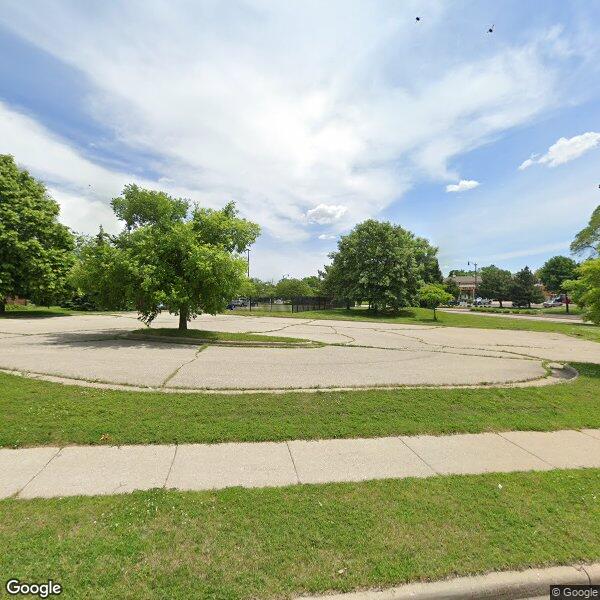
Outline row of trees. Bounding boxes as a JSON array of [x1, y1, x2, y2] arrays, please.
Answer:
[[243, 275, 323, 299], [447, 263, 569, 309], [445, 254, 583, 310], [2, 152, 600, 325]]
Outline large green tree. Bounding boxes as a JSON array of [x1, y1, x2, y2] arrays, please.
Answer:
[[0, 155, 75, 312], [537, 255, 578, 312], [510, 266, 544, 308], [571, 205, 600, 257], [564, 259, 600, 324], [477, 265, 512, 307], [323, 220, 428, 311], [537, 256, 578, 294], [73, 185, 260, 329]]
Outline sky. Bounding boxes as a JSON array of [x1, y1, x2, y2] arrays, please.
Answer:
[[1, 0, 599, 280]]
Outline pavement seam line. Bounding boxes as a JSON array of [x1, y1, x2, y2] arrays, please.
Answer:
[[398, 437, 440, 475], [496, 432, 556, 467], [331, 326, 355, 344], [164, 444, 179, 488], [285, 441, 301, 484], [15, 446, 63, 499], [578, 429, 600, 442], [160, 346, 206, 388]]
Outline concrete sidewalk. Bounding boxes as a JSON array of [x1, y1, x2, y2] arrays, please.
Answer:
[[297, 562, 600, 600], [2, 429, 600, 499]]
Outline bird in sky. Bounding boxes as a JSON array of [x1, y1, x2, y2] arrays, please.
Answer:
[[415, 16, 421, 22], [487, 24, 495, 33]]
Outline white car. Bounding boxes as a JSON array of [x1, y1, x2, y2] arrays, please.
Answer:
[[473, 297, 492, 307], [543, 297, 563, 308]]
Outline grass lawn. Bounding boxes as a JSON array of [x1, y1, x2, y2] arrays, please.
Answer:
[[470, 306, 583, 316], [1, 469, 599, 599], [1, 305, 75, 318], [133, 327, 309, 344], [2, 363, 599, 448], [233, 306, 600, 344]]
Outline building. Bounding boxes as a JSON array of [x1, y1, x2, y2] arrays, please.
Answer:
[[449, 275, 479, 300]]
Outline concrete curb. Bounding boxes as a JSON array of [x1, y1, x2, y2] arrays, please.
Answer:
[[296, 563, 600, 599]]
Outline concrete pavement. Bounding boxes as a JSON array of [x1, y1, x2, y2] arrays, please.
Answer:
[[3, 428, 600, 499], [1, 312, 598, 390]]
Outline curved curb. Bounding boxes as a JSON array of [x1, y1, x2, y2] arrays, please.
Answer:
[[0, 364, 576, 394], [296, 562, 600, 599]]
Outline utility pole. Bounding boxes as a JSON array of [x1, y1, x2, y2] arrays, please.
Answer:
[[247, 249, 251, 312], [468, 261, 478, 300]]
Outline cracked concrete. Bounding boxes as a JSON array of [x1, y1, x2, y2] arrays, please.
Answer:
[[0, 312, 597, 391]]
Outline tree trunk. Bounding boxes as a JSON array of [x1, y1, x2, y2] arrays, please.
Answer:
[[433, 307, 437, 321], [499, 300, 503, 308], [565, 295, 570, 314], [178, 306, 188, 331], [0, 298, 5, 314]]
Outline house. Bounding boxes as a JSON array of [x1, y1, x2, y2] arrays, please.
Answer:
[[448, 275, 479, 300]]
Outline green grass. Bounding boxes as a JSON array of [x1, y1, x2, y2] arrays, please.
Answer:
[[470, 306, 583, 316], [134, 327, 309, 344], [2, 363, 599, 448], [1, 469, 599, 599], [1, 305, 75, 318], [235, 306, 600, 343]]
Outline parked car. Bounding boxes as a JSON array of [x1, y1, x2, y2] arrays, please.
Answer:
[[473, 297, 492, 306], [543, 296, 563, 308]]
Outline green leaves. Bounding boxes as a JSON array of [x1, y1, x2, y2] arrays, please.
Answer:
[[0, 155, 75, 308], [509, 266, 544, 308], [537, 256, 578, 294], [323, 219, 436, 311], [419, 283, 453, 319], [111, 184, 189, 229], [76, 186, 260, 328], [477, 265, 512, 303], [570, 205, 600, 257], [564, 259, 600, 324]]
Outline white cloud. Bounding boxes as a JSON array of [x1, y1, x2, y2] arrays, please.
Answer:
[[445, 179, 480, 193], [306, 204, 348, 225], [518, 132, 600, 169], [318, 233, 337, 240], [0, 2, 579, 244]]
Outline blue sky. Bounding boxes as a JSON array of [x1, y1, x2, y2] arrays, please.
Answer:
[[1, 0, 599, 279]]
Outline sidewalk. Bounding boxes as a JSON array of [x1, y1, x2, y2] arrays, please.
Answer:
[[297, 563, 600, 600], [2, 429, 600, 500]]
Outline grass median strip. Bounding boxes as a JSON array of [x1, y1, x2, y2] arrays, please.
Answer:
[[1, 469, 599, 599], [130, 327, 311, 345], [234, 306, 600, 343], [2, 363, 600, 448]]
